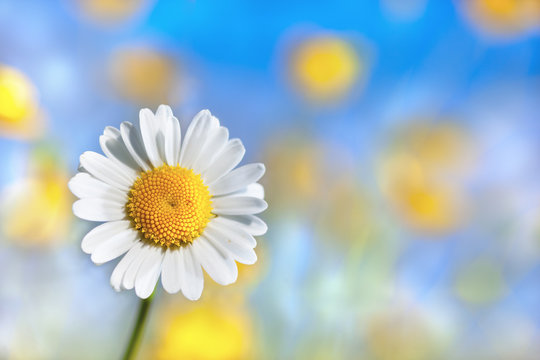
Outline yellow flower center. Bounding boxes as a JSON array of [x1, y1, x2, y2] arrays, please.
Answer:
[[127, 165, 213, 247]]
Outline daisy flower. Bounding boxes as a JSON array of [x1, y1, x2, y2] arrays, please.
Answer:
[[69, 105, 267, 300]]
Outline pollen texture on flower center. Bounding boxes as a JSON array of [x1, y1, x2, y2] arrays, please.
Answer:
[[127, 165, 213, 247]]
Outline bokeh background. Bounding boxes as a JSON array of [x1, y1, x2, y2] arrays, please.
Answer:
[[1, 0, 540, 359]]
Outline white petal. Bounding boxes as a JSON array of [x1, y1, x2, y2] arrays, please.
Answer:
[[161, 247, 183, 294], [209, 163, 265, 196], [120, 121, 151, 172], [229, 183, 265, 199], [191, 235, 237, 285], [212, 196, 267, 215], [111, 242, 144, 291], [79, 152, 134, 191], [164, 115, 182, 166], [202, 139, 245, 185], [135, 246, 164, 299], [91, 228, 139, 265], [215, 215, 267, 236], [208, 218, 257, 247], [180, 110, 219, 169], [155, 104, 173, 121], [122, 244, 153, 290], [205, 223, 257, 264], [99, 127, 141, 173], [81, 220, 132, 254], [68, 173, 127, 203], [180, 245, 204, 301], [73, 198, 125, 222], [191, 126, 229, 174], [139, 108, 164, 168], [103, 125, 120, 138]]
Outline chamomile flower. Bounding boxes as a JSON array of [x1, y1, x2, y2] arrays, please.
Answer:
[[69, 105, 267, 300]]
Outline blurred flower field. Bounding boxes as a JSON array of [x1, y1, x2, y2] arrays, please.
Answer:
[[1, 0, 540, 359]]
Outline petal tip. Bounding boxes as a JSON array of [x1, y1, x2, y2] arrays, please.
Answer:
[[67, 176, 79, 197], [183, 292, 202, 301], [72, 200, 83, 219], [259, 199, 268, 213], [135, 287, 153, 299], [139, 108, 155, 121]]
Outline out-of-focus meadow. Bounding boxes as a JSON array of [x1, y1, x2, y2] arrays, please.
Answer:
[[1, 0, 540, 359]]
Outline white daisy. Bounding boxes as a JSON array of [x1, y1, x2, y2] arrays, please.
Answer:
[[69, 105, 267, 300]]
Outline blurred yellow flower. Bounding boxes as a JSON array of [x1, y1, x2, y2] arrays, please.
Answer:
[[379, 121, 473, 234], [381, 154, 462, 233], [108, 47, 180, 107], [0, 146, 72, 246], [463, 0, 540, 36], [75, 0, 151, 25], [263, 135, 326, 214], [400, 122, 471, 171], [0, 65, 44, 139], [290, 35, 362, 102], [153, 303, 254, 360]]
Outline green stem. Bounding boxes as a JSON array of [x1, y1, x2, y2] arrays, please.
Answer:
[[121, 291, 155, 360]]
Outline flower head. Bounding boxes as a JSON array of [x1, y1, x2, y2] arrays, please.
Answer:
[[1, 145, 72, 246], [69, 106, 267, 299], [462, 0, 540, 37], [0, 65, 45, 139], [289, 34, 362, 102], [152, 302, 254, 360]]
